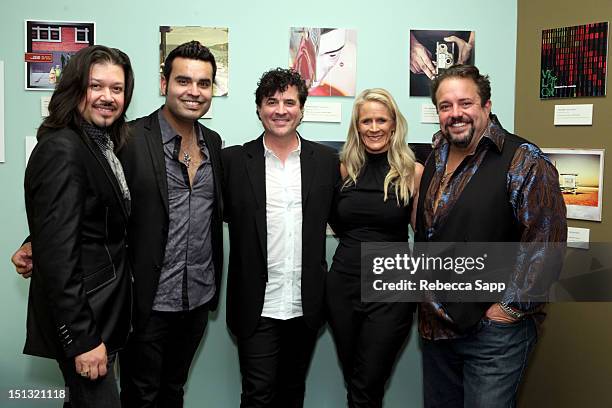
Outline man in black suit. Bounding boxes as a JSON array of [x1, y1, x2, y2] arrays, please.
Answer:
[[117, 41, 223, 408], [14, 41, 223, 408], [23, 45, 134, 407], [222, 68, 339, 407]]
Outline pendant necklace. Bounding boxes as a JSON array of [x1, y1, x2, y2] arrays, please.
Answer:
[[182, 151, 192, 168], [181, 128, 195, 168]]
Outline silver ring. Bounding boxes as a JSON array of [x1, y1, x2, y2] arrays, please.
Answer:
[[80, 371, 89, 377]]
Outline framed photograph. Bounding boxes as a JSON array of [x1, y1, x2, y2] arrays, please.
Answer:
[[409, 29, 475, 97], [160, 26, 229, 96], [25, 20, 95, 90], [289, 27, 357, 97], [542, 148, 605, 221], [540, 22, 608, 99]]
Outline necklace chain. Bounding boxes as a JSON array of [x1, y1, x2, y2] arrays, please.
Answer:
[[181, 128, 196, 168], [441, 163, 455, 185], [182, 151, 192, 168]]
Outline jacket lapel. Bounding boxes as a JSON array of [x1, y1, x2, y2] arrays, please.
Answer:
[[143, 111, 170, 217], [300, 137, 315, 207], [77, 129, 130, 222], [199, 122, 223, 213], [244, 136, 267, 260]]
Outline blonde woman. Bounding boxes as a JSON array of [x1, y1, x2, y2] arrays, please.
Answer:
[[327, 88, 423, 407]]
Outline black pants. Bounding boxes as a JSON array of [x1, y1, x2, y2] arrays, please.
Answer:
[[119, 303, 209, 408], [237, 316, 318, 408], [326, 270, 414, 408], [58, 353, 119, 408]]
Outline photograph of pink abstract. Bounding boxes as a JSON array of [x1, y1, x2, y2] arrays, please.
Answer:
[[289, 27, 357, 97]]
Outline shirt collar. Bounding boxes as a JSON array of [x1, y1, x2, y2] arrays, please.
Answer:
[[158, 107, 203, 146], [262, 133, 302, 158], [431, 113, 505, 154]]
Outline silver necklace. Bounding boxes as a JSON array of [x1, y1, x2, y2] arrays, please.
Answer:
[[182, 151, 192, 168], [181, 129, 196, 168]]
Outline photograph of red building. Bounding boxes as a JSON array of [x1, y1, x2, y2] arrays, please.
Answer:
[[25, 20, 95, 90]]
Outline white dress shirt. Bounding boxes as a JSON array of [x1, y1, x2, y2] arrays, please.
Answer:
[[261, 137, 303, 320]]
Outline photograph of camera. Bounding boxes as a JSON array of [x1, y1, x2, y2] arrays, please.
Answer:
[[409, 29, 475, 96], [435, 41, 455, 74]]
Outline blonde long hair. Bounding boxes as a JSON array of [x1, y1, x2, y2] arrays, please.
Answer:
[[340, 88, 416, 205]]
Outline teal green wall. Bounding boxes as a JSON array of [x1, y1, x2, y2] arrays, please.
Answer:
[[0, 1, 517, 406]]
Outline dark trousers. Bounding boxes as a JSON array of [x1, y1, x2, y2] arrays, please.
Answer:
[[422, 316, 538, 408], [237, 316, 318, 408], [119, 303, 209, 408], [326, 270, 414, 408], [58, 353, 119, 408]]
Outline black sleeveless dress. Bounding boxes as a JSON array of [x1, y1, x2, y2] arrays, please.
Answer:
[[330, 151, 411, 275], [326, 151, 415, 405]]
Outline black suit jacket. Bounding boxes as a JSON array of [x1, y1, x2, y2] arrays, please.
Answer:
[[119, 109, 224, 331], [222, 135, 339, 338], [24, 127, 132, 360]]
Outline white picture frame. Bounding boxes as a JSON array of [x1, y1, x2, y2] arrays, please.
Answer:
[[542, 148, 605, 222]]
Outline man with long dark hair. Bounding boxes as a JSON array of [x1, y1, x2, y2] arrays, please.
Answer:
[[23, 45, 134, 407], [15, 41, 224, 407]]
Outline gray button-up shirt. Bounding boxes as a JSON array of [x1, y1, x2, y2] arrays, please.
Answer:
[[152, 109, 215, 312]]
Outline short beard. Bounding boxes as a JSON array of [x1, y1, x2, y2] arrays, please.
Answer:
[[443, 125, 475, 148]]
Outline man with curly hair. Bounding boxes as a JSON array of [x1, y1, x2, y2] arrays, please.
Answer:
[[222, 68, 339, 407]]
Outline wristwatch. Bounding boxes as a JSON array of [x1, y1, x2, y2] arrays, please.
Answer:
[[499, 302, 524, 320]]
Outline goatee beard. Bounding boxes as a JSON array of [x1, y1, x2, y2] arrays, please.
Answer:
[[443, 125, 475, 148]]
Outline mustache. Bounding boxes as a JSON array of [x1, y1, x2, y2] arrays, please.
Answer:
[[446, 116, 473, 126], [93, 101, 116, 108]]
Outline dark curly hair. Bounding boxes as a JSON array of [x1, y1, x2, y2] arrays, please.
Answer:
[[430, 64, 491, 107], [255, 68, 308, 118]]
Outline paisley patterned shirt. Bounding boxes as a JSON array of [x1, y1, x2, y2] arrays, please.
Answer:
[[418, 114, 567, 340]]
